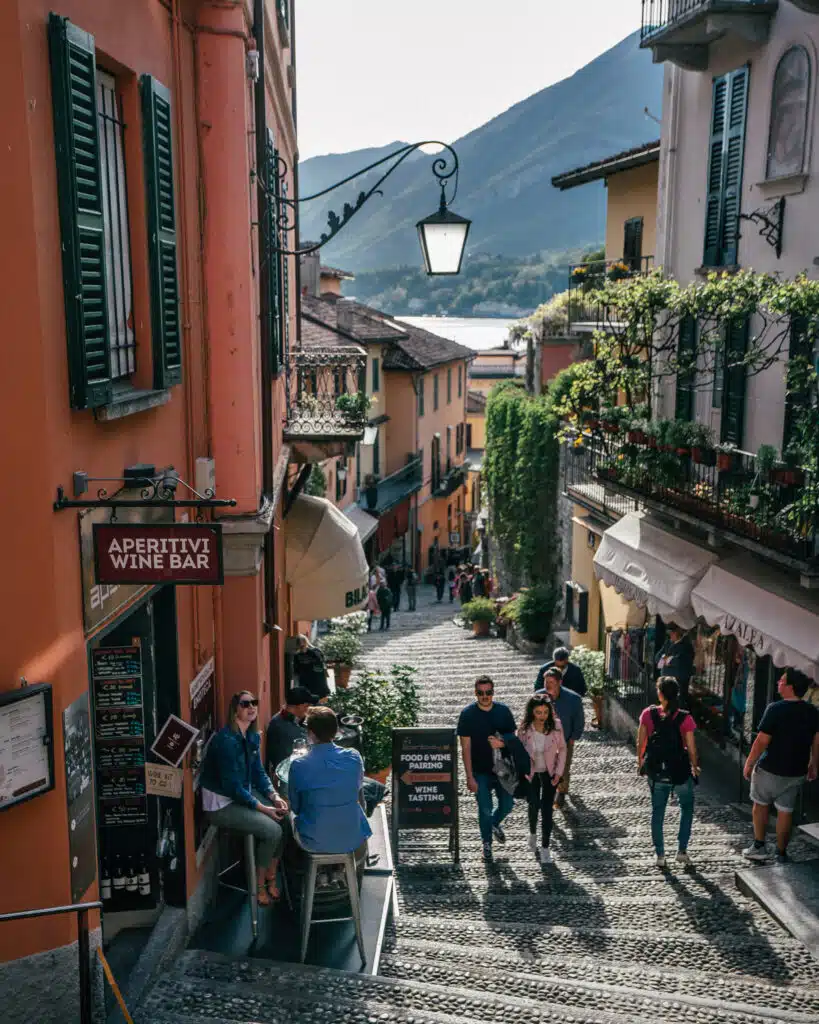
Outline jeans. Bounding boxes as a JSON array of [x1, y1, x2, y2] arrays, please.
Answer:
[[474, 772, 514, 843], [379, 609, 391, 630], [407, 587, 417, 610], [527, 772, 556, 847], [435, 582, 445, 602], [391, 587, 401, 611], [649, 777, 694, 856]]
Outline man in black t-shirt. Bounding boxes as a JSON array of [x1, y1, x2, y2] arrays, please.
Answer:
[[743, 670, 819, 863], [457, 675, 516, 861]]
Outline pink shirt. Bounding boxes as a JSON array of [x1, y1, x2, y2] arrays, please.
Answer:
[[639, 706, 696, 737], [518, 723, 567, 780]]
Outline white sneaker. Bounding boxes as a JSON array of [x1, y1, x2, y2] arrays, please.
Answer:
[[540, 847, 553, 865], [676, 851, 692, 867], [742, 842, 770, 862], [655, 855, 667, 868], [527, 834, 538, 854]]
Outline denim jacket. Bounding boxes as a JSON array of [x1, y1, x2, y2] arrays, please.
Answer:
[[199, 726, 273, 809]]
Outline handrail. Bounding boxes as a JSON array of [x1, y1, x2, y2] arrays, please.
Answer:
[[0, 900, 102, 1024], [0, 900, 102, 923]]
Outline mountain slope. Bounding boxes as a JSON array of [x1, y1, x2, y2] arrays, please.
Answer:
[[298, 31, 662, 272]]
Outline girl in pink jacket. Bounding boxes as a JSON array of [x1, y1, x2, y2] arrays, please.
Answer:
[[518, 694, 567, 864]]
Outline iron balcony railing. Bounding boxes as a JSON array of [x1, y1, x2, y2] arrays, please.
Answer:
[[285, 348, 368, 441], [566, 431, 818, 565], [640, 0, 771, 42], [434, 463, 467, 498], [360, 456, 423, 515], [567, 255, 653, 329]]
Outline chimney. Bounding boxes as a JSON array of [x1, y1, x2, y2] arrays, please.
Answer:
[[299, 246, 321, 297], [337, 299, 354, 333]]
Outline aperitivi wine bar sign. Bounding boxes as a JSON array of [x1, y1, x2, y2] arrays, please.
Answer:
[[93, 523, 224, 586]]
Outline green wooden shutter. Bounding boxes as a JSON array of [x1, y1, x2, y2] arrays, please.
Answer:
[[141, 75, 181, 389], [48, 14, 112, 410], [704, 67, 749, 267], [720, 317, 748, 446], [623, 217, 644, 268], [675, 315, 696, 421]]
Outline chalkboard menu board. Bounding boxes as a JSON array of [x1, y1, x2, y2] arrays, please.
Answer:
[[391, 728, 458, 862], [93, 646, 148, 828]]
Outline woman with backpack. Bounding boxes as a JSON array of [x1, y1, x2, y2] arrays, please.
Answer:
[[637, 676, 700, 869]]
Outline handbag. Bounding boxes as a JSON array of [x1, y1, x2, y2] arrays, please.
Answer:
[[492, 741, 519, 795]]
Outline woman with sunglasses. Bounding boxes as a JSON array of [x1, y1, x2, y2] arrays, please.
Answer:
[[200, 691, 289, 904], [518, 694, 566, 864]]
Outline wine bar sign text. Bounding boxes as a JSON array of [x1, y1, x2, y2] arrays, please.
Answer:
[[94, 523, 224, 586]]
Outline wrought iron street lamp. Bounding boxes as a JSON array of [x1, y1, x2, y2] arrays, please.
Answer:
[[269, 141, 471, 276]]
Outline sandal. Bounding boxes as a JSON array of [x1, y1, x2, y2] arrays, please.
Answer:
[[256, 881, 279, 906]]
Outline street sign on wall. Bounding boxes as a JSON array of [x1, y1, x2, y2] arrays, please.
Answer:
[[391, 727, 458, 862], [93, 523, 223, 586]]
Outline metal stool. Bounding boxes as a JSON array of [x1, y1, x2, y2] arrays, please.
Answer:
[[292, 824, 365, 966], [217, 830, 259, 939]]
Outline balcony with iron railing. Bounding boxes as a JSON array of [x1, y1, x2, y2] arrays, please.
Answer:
[[284, 348, 368, 444], [567, 256, 653, 331], [433, 462, 467, 499], [564, 428, 818, 568], [640, 0, 779, 69]]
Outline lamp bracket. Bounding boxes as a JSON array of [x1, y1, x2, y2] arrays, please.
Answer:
[[54, 469, 237, 515], [739, 195, 785, 258], [263, 141, 460, 257]]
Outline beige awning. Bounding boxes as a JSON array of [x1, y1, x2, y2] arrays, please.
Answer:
[[593, 511, 718, 629], [285, 494, 369, 620], [691, 555, 819, 683], [343, 503, 378, 544]]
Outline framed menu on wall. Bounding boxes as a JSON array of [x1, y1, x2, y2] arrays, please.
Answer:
[[0, 684, 54, 813]]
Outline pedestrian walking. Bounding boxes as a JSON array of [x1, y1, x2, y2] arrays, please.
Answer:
[[293, 634, 330, 701], [637, 676, 699, 869], [535, 646, 587, 698], [458, 569, 473, 606], [457, 675, 517, 861], [390, 564, 405, 612], [535, 667, 584, 809], [434, 567, 446, 603], [405, 568, 418, 611], [366, 586, 379, 632], [472, 571, 486, 598], [377, 583, 392, 631], [742, 669, 819, 864], [518, 694, 566, 864], [655, 623, 695, 707], [447, 568, 456, 603]]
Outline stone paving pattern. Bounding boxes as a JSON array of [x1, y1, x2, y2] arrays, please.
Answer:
[[140, 589, 819, 1023]]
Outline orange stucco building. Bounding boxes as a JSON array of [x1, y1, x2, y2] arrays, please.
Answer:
[[0, 1, 369, 1014]]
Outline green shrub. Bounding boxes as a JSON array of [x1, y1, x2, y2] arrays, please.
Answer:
[[461, 597, 496, 624], [318, 628, 362, 667], [328, 665, 420, 773], [570, 645, 606, 695], [516, 584, 558, 643]]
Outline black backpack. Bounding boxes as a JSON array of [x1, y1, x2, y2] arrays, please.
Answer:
[[643, 707, 690, 786]]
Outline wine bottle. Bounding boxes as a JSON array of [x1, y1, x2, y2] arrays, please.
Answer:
[[125, 857, 138, 893], [138, 857, 151, 897], [100, 858, 112, 902], [113, 855, 126, 893]]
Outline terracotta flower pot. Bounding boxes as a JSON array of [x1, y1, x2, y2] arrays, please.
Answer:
[[717, 453, 735, 472], [771, 467, 805, 487], [333, 664, 352, 689], [692, 447, 716, 467], [365, 767, 391, 785], [627, 430, 647, 444], [472, 620, 491, 637]]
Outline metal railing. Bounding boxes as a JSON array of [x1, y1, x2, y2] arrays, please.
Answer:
[[567, 255, 653, 328], [360, 456, 423, 514], [285, 348, 368, 439], [434, 463, 467, 498], [641, 0, 768, 41], [566, 431, 818, 564], [0, 901, 102, 1024]]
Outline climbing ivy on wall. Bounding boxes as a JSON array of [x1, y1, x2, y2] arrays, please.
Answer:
[[484, 381, 561, 591]]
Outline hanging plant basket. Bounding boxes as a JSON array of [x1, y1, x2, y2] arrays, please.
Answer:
[[717, 452, 736, 472], [602, 422, 620, 434], [692, 447, 716, 467], [627, 430, 647, 444], [771, 467, 805, 487]]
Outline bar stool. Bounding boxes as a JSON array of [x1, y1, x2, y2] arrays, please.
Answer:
[[216, 830, 259, 939], [291, 823, 365, 966]]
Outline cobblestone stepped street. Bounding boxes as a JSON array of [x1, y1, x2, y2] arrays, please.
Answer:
[[140, 589, 819, 1023]]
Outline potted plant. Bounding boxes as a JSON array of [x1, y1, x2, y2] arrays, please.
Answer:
[[569, 646, 606, 727], [494, 595, 519, 640], [691, 423, 716, 466], [461, 597, 496, 637], [717, 442, 738, 473], [328, 665, 420, 782], [607, 260, 632, 282], [335, 391, 371, 421], [627, 417, 649, 445], [317, 628, 362, 689], [773, 445, 806, 487]]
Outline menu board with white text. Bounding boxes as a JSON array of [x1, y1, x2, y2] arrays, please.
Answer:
[[0, 685, 54, 812]]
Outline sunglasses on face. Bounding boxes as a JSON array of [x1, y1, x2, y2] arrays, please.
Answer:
[[238, 699, 259, 708], [476, 689, 493, 697]]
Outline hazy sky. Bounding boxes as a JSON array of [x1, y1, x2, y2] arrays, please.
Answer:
[[295, 1, 640, 160]]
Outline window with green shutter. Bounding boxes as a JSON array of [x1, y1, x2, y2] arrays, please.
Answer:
[[675, 315, 697, 421], [623, 217, 644, 269], [261, 129, 282, 375], [372, 357, 380, 393], [141, 75, 182, 389], [704, 66, 749, 268], [720, 317, 748, 446], [48, 14, 112, 409], [418, 376, 425, 417], [433, 373, 439, 411]]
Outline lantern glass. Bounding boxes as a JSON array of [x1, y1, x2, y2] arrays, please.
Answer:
[[416, 207, 470, 275]]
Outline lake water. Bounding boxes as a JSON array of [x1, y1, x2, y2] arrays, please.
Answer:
[[399, 316, 517, 353]]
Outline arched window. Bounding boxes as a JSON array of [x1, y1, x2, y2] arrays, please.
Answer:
[[766, 46, 811, 180]]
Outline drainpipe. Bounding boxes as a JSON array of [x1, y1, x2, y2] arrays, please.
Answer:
[[253, 0, 277, 650]]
